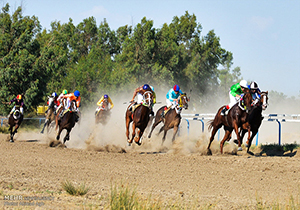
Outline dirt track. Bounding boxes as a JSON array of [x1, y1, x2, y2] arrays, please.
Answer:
[[0, 129, 300, 209]]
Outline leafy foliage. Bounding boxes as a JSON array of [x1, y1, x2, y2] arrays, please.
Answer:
[[2, 4, 282, 115]]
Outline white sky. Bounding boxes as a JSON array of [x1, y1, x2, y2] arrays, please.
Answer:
[[3, 0, 300, 97]]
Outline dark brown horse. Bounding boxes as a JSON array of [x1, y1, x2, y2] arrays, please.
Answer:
[[95, 100, 110, 125], [41, 98, 56, 134], [8, 106, 23, 142], [238, 91, 269, 153], [148, 93, 189, 145], [207, 91, 253, 154], [56, 101, 77, 144], [125, 91, 153, 146]]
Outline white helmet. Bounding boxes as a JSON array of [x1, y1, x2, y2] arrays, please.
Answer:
[[250, 81, 258, 90], [239, 80, 248, 88]]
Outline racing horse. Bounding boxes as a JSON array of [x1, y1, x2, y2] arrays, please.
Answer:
[[148, 93, 189, 145], [95, 100, 110, 125], [238, 91, 269, 153], [56, 101, 78, 144], [8, 106, 23, 142], [41, 97, 56, 134], [125, 91, 153, 146], [207, 91, 253, 154]]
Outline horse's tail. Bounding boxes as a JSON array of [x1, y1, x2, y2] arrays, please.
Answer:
[[207, 119, 215, 131]]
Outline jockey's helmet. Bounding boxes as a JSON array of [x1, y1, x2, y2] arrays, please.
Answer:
[[173, 85, 180, 92], [74, 90, 80, 97], [52, 92, 58, 98], [250, 81, 258, 90], [17, 94, 22, 100], [143, 84, 151, 91], [104, 94, 108, 99], [62, 89, 68, 95], [239, 80, 248, 89]]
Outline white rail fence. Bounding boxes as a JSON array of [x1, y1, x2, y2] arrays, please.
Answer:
[[181, 113, 300, 145]]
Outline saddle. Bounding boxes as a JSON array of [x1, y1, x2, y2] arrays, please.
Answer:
[[128, 103, 141, 113]]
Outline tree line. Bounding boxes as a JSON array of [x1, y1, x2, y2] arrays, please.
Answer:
[[1, 3, 297, 116]]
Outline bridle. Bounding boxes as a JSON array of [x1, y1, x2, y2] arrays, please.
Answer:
[[142, 91, 153, 108]]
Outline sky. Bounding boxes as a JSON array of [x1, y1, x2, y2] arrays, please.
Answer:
[[3, 0, 300, 97]]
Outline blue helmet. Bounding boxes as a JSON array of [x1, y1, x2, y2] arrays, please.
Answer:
[[143, 84, 150, 91], [52, 92, 58, 98], [104, 94, 108, 99], [74, 90, 80, 97]]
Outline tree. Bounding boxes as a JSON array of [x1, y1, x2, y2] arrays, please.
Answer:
[[0, 4, 43, 114]]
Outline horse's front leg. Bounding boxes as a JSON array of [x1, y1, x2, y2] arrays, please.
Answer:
[[41, 119, 48, 134], [130, 123, 136, 144], [9, 126, 14, 142], [233, 123, 242, 151], [63, 129, 71, 144], [148, 117, 162, 138], [125, 117, 132, 144], [135, 129, 143, 146], [56, 127, 63, 141]]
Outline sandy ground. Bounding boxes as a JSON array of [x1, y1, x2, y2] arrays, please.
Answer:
[[0, 126, 300, 209], [0, 98, 300, 209]]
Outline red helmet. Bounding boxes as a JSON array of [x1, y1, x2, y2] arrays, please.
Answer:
[[173, 85, 180, 92], [17, 94, 22, 100]]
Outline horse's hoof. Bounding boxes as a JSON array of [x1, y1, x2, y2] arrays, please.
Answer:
[[245, 143, 249, 148], [127, 143, 131, 146], [10, 139, 14, 143], [207, 149, 212, 155], [238, 147, 243, 151], [233, 139, 238, 145], [135, 141, 141, 146]]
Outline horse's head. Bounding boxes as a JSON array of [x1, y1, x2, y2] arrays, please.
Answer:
[[13, 109, 21, 119], [178, 93, 189, 110], [142, 91, 153, 108], [102, 100, 109, 111], [240, 92, 253, 113], [260, 91, 268, 110]]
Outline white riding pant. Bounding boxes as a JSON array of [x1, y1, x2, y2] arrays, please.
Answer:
[[228, 91, 240, 108], [64, 98, 79, 112], [166, 99, 176, 108], [137, 93, 143, 104]]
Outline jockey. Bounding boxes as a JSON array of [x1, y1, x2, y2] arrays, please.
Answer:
[[166, 84, 183, 109], [221, 79, 249, 116], [9, 94, 25, 115], [60, 90, 81, 121], [63, 90, 81, 111], [56, 89, 68, 113], [95, 94, 114, 114], [130, 84, 153, 104], [46, 92, 59, 114], [130, 84, 154, 115], [249, 81, 261, 104]]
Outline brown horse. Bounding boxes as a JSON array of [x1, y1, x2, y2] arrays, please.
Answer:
[[8, 106, 23, 142], [56, 101, 78, 144], [125, 91, 153, 146], [148, 93, 189, 145], [238, 91, 269, 153], [95, 100, 110, 125], [207, 91, 253, 154], [41, 98, 56, 134]]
